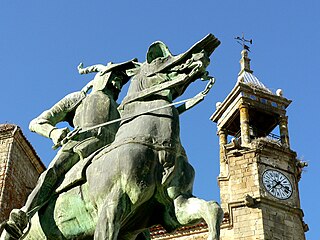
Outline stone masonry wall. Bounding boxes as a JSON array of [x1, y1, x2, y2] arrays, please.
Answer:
[[0, 124, 45, 222], [0, 135, 13, 221], [219, 141, 306, 240], [220, 206, 264, 240], [219, 150, 265, 240], [261, 205, 305, 240]]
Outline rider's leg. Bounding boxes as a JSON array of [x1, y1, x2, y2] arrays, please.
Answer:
[[4, 150, 79, 238], [23, 150, 79, 215]]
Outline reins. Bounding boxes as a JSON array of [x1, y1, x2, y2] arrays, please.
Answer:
[[54, 77, 215, 149]]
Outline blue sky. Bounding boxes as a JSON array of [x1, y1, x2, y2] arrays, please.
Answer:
[[1, 1, 319, 239]]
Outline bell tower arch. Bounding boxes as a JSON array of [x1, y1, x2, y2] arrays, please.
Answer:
[[211, 49, 308, 239]]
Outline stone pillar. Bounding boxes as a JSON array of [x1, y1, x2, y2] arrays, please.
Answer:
[[218, 128, 228, 176], [279, 115, 290, 148], [239, 104, 250, 145]]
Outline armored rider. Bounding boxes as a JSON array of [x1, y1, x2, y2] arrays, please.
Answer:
[[3, 59, 138, 239]]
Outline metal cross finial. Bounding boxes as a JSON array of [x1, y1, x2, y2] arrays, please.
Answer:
[[235, 33, 253, 51]]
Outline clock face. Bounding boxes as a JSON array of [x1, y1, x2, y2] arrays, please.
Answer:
[[262, 169, 293, 200]]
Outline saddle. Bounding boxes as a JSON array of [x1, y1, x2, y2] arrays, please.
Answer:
[[55, 145, 107, 194]]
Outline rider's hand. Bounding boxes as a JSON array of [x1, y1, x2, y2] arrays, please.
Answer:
[[77, 62, 84, 74], [50, 127, 70, 145]]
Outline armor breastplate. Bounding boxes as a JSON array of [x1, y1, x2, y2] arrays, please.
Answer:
[[73, 91, 120, 138]]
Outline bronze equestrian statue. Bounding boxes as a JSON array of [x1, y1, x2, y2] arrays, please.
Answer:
[[1, 34, 223, 240]]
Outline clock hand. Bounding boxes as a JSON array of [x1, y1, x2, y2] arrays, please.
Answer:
[[272, 181, 281, 189], [279, 183, 292, 192]]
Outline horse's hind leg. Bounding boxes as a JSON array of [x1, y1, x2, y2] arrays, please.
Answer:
[[94, 191, 129, 240], [94, 201, 121, 240], [173, 195, 223, 240], [135, 230, 151, 240]]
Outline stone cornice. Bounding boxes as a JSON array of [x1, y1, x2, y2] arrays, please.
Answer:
[[0, 123, 45, 174]]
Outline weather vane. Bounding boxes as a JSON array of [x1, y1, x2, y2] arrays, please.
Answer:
[[235, 33, 253, 51]]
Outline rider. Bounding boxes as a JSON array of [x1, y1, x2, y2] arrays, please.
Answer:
[[4, 59, 137, 239]]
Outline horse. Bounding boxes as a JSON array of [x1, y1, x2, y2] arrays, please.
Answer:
[[2, 34, 223, 240]]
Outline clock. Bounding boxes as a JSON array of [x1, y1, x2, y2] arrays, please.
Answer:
[[262, 169, 293, 200]]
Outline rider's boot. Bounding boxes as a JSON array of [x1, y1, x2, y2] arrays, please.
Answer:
[[3, 209, 28, 239]]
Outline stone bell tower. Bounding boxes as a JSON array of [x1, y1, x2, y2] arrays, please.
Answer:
[[210, 49, 308, 239]]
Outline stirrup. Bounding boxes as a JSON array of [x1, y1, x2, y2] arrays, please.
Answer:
[[4, 209, 28, 239]]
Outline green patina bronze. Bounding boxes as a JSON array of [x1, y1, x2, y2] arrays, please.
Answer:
[[1, 34, 223, 240]]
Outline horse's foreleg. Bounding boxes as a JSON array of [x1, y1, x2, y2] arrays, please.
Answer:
[[173, 195, 223, 240]]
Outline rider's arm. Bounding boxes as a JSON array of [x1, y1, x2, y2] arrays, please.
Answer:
[[78, 63, 106, 75], [29, 91, 85, 144], [29, 108, 69, 145]]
